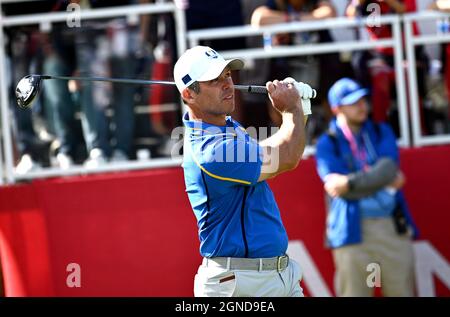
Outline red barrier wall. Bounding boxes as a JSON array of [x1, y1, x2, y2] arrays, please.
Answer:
[[0, 145, 449, 296]]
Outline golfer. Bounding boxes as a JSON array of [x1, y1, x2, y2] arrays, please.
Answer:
[[175, 46, 314, 297]]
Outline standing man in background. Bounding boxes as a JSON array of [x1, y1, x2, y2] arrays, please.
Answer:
[[315, 78, 418, 296], [175, 45, 314, 297]]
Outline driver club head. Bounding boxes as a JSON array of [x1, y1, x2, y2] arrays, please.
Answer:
[[16, 75, 43, 109]]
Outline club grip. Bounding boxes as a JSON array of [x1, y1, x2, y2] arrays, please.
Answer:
[[234, 85, 268, 94], [235, 84, 317, 99]]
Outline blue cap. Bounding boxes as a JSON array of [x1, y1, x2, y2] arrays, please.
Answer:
[[328, 78, 369, 109]]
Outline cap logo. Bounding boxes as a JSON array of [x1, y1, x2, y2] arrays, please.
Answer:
[[205, 49, 218, 59], [182, 74, 192, 85]]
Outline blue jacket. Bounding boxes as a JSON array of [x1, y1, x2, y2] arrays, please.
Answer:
[[315, 119, 419, 249]]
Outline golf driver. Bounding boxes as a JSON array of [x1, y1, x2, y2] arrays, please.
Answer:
[[15, 74, 317, 109]]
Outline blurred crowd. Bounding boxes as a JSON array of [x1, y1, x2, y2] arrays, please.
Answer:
[[3, 0, 179, 173], [1, 0, 450, 174]]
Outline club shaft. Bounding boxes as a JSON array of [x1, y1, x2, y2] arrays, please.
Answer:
[[43, 75, 267, 94], [42, 75, 176, 87], [42, 75, 316, 96]]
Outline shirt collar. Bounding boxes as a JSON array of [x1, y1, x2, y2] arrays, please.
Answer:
[[183, 112, 235, 134]]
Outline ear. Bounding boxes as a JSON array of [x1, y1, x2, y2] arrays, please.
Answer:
[[181, 88, 195, 104]]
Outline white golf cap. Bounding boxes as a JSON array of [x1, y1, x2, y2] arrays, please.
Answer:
[[173, 46, 244, 93]]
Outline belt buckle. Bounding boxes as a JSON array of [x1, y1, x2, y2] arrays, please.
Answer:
[[277, 256, 283, 272]]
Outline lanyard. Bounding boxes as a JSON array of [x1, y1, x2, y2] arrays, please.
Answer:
[[338, 119, 370, 171]]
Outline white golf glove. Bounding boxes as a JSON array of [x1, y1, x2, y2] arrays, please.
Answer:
[[283, 77, 314, 115]]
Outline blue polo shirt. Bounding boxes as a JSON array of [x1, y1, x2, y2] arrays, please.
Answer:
[[182, 113, 288, 258]]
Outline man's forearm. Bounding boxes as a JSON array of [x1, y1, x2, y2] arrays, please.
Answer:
[[282, 109, 306, 167], [311, 2, 336, 19], [341, 158, 398, 199], [251, 6, 286, 26], [432, 0, 450, 11], [260, 108, 306, 170], [346, 0, 367, 17]]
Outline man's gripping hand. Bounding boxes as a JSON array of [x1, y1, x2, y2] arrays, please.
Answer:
[[266, 80, 302, 114]]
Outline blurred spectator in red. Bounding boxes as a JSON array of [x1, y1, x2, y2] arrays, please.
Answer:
[[429, 0, 450, 123], [143, 0, 179, 138], [251, 0, 345, 144], [346, 0, 430, 135]]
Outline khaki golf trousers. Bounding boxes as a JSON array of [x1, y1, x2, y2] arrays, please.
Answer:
[[332, 218, 415, 297]]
